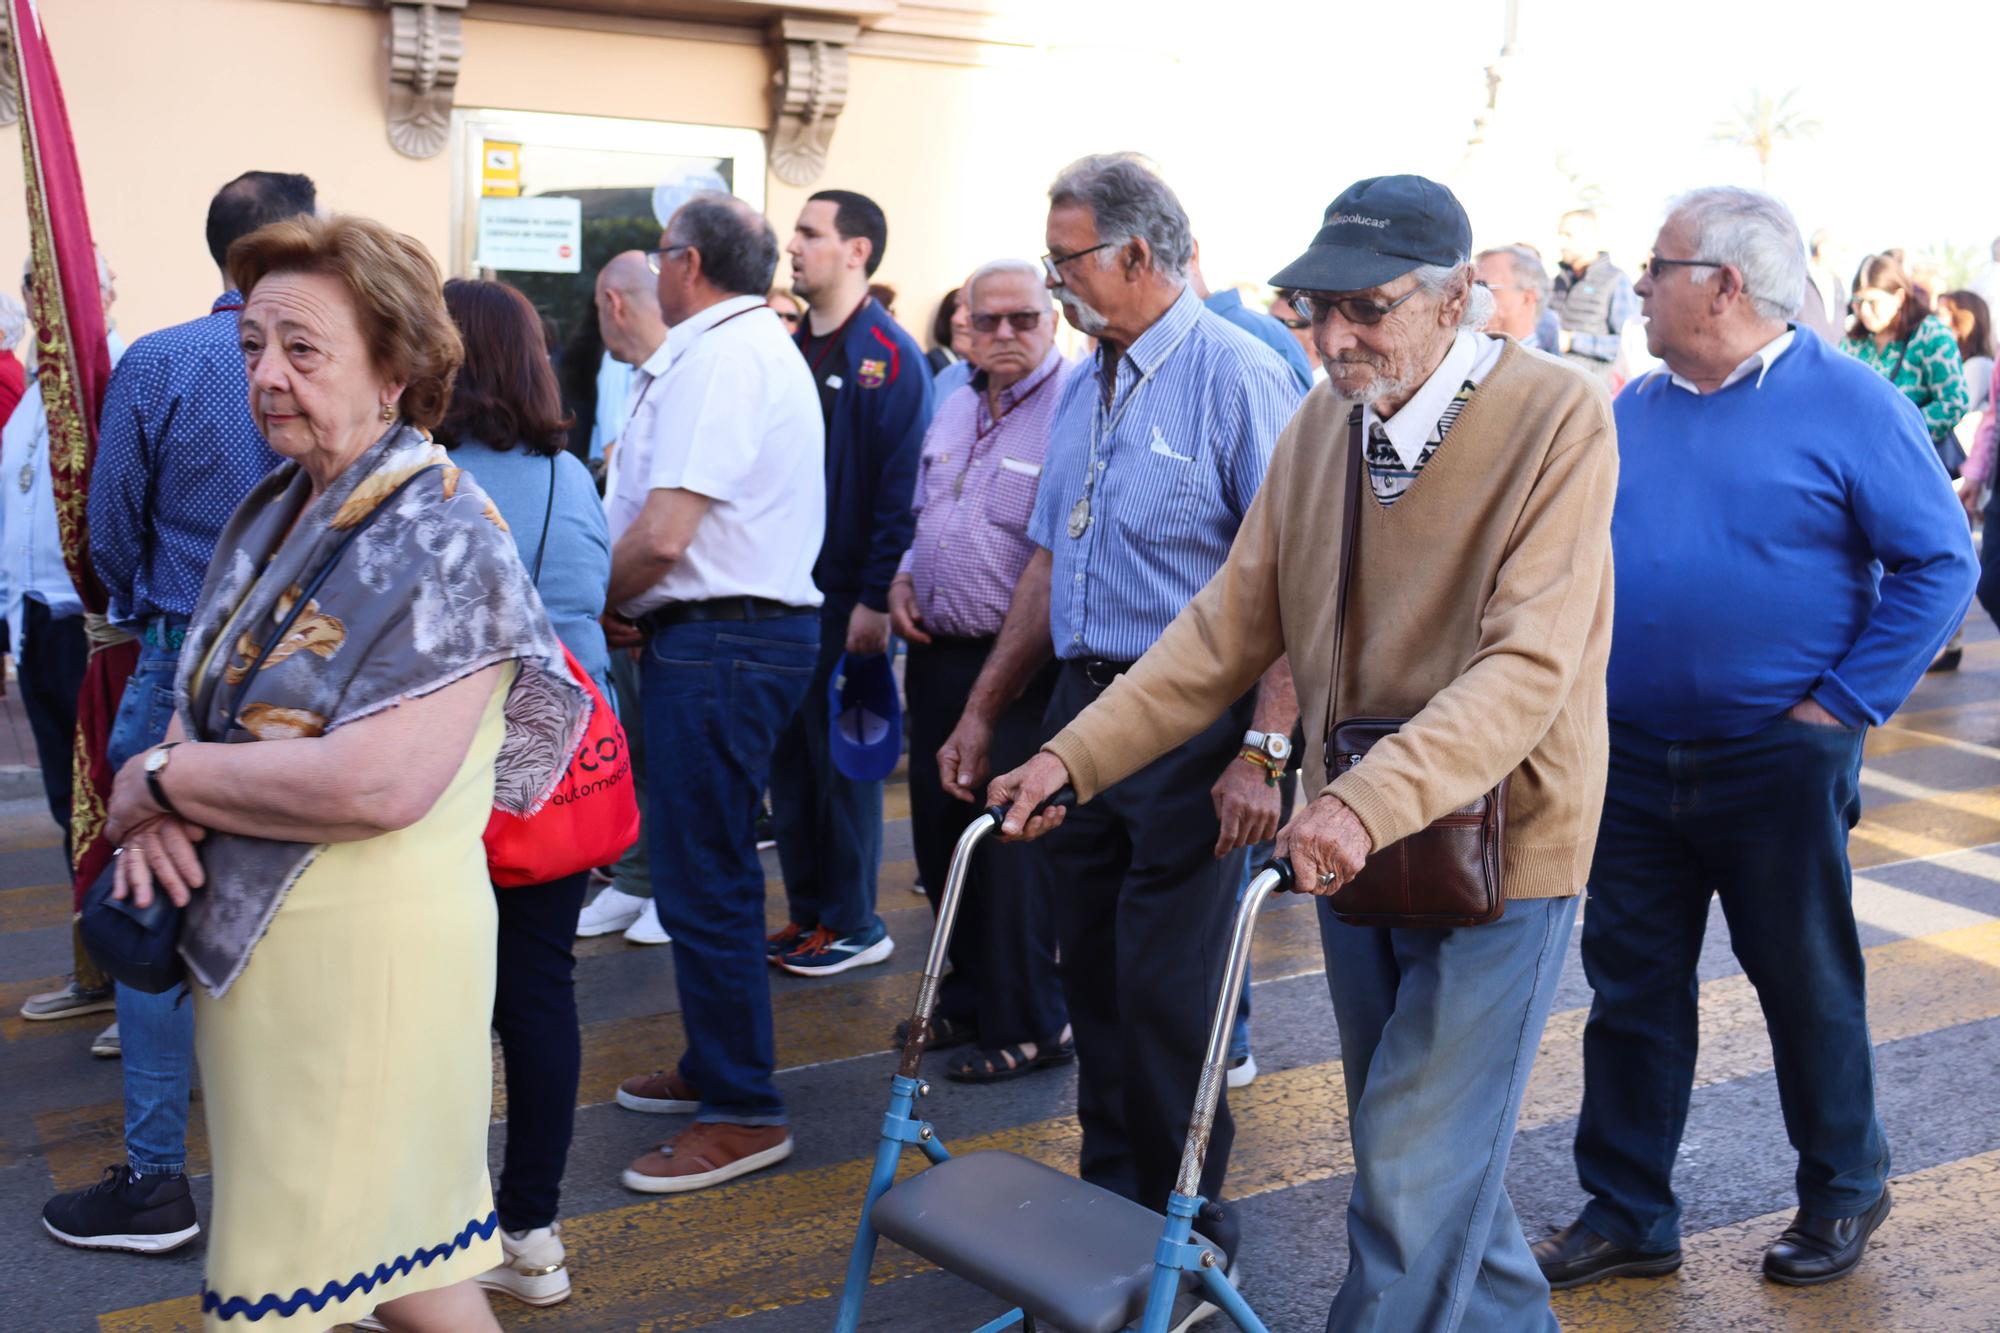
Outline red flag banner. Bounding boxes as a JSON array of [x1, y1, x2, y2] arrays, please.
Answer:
[[6, 0, 138, 905]]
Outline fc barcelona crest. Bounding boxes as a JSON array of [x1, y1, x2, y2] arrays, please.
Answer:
[[857, 358, 888, 389]]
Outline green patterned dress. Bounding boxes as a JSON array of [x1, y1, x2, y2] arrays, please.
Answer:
[[1842, 313, 1971, 463]]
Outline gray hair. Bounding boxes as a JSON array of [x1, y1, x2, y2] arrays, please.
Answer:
[[1477, 245, 1552, 310], [964, 258, 1051, 309], [1411, 262, 1493, 331], [20, 247, 114, 298], [1048, 153, 1193, 281], [1665, 186, 1807, 323], [667, 191, 778, 297], [0, 292, 25, 347]]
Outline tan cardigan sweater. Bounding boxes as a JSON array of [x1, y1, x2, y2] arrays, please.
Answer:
[[1043, 338, 1618, 900]]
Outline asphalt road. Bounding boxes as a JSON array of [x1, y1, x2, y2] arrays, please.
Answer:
[[6, 625, 2000, 1332]]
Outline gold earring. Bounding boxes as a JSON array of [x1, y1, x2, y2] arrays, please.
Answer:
[[381, 402, 395, 423]]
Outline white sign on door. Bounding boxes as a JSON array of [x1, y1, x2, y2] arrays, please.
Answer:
[[476, 196, 583, 274]]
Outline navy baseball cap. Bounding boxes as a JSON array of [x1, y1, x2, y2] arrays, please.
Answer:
[[1270, 175, 1473, 294], [828, 651, 903, 782]]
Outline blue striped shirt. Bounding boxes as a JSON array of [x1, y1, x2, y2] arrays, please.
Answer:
[[1029, 284, 1301, 660]]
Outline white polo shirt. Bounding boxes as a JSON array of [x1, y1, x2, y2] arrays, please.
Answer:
[[606, 294, 827, 617]]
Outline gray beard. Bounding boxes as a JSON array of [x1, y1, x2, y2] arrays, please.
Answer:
[[1325, 363, 1412, 407]]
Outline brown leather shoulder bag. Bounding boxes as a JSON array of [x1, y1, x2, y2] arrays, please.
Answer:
[[1321, 406, 1506, 928]]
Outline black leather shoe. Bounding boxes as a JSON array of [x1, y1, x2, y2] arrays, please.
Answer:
[[1762, 1188, 1891, 1286], [1531, 1219, 1683, 1289]]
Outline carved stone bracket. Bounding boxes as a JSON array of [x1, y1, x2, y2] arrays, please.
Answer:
[[768, 17, 857, 188], [0, 8, 17, 128], [386, 0, 466, 159]]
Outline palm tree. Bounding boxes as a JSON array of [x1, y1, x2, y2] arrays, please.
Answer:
[[1713, 89, 1819, 187]]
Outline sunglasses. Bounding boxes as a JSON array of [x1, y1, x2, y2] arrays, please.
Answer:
[[773, 309, 801, 325], [1288, 287, 1420, 328], [970, 310, 1045, 334]]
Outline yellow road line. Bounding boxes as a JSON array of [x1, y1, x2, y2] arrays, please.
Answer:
[[1553, 1147, 2000, 1331], [0, 880, 70, 935], [95, 920, 2000, 1332]]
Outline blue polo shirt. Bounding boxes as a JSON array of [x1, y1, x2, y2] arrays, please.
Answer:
[[1203, 288, 1313, 393]]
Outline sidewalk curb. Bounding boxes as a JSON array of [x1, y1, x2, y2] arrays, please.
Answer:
[[0, 764, 44, 801]]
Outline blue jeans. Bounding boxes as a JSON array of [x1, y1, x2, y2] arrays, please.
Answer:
[[1319, 895, 1577, 1332], [606, 648, 650, 899], [107, 625, 195, 1176], [1227, 840, 1274, 1065], [642, 615, 818, 1124], [1575, 717, 1887, 1252], [770, 598, 884, 937]]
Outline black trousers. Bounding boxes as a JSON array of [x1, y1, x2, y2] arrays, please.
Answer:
[[492, 870, 590, 1233], [17, 601, 88, 860], [1040, 662, 1253, 1255], [904, 636, 1066, 1048]]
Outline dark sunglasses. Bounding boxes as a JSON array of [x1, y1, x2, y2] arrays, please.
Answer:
[[970, 310, 1045, 334], [1288, 287, 1420, 328]]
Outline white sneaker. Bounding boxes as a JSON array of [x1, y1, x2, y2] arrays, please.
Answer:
[[476, 1223, 571, 1307], [576, 887, 647, 938], [1226, 1052, 1257, 1089], [91, 1022, 121, 1059], [622, 900, 671, 946]]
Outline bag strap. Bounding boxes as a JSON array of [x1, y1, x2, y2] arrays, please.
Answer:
[[224, 464, 442, 731], [531, 452, 556, 586], [1321, 406, 1366, 746]]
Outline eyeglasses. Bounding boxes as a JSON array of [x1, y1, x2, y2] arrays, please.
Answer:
[[644, 244, 692, 276], [1041, 242, 1114, 284], [1288, 287, 1420, 328], [970, 310, 1046, 334], [1274, 314, 1310, 330], [1475, 280, 1530, 293], [1642, 255, 1720, 280]]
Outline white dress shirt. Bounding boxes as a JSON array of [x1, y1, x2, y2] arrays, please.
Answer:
[[605, 294, 826, 616], [1644, 327, 1796, 396]]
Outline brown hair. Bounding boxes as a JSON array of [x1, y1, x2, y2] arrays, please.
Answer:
[[226, 214, 462, 428], [434, 279, 572, 457], [1848, 253, 1930, 344], [1939, 290, 1994, 363]]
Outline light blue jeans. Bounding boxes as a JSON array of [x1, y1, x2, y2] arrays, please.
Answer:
[[108, 627, 195, 1176], [1317, 894, 1578, 1332]]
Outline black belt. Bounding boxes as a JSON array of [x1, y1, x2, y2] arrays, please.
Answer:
[[635, 597, 810, 635], [1068, 657, 1136, 690]]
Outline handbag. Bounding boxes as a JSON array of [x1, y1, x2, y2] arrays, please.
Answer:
[[481, 455, 641, 887], [1321, 407, 1507, 928], [79, 463, 446, 992]]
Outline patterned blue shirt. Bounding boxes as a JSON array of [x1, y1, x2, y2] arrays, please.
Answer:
[[91, 292, 281, 627], [1029, 284, 1301, 660]]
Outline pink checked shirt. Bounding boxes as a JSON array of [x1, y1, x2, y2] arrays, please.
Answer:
[[898, 348, 1070, 638]]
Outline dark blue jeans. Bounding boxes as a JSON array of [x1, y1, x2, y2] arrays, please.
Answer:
[[770, 598, 884, 937], [493, 870, 589, 1232], [642, 614, 818, 1124], [16, 600, 88, 857], [1976, 485, 2000, 634], [1575, 716, 1889, 1253]]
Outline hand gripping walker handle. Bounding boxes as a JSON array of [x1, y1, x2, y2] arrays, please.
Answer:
[[984, 784, 1077, 829]]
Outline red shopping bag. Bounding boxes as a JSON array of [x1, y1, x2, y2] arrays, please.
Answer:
[[484, 644, 640, 888]]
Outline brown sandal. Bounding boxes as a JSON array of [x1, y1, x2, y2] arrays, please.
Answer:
[[946, 1034, 1076, 1084]]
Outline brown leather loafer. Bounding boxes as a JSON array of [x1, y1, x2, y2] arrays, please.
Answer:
[[1763, 1188, 1891, 1286], [1531, 1219, 1683, 1289], [616, 1068, 700, 1114], [622, 1121, 794, 1194]]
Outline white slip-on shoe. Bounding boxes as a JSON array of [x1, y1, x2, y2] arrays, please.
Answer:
[[622, 901, 671, 945], [1225, 1052, 1257, 1089], [476, 1222, 571, 1307], [575, 887, 648, 937]]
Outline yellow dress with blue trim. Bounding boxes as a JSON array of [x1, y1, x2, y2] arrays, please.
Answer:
[[193, 671, 509, 1328]]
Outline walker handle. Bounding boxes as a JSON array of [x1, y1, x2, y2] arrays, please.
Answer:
[[1258, 856, 1298, 893], [984, 785, 1076, 829]]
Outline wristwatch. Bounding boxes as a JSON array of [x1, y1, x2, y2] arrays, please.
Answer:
[[1242, 730, 1293, 765], [144, 743, 184, 819]]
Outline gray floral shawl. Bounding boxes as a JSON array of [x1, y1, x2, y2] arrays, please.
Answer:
[[174, 425, 589, 997]]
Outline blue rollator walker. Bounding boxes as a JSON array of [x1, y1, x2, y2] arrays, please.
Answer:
[[833, 789, 1293, 1332]]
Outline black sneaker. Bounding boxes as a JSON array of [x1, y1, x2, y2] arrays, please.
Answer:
[[43, 1165, 200, 1253]]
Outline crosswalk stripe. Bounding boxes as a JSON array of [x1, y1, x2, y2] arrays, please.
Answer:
[[1553, 1146, 2000, 1330], [93, 919, 2000, 1332], [1852, 876, 1997, 938], [0, 881, 69, 935]]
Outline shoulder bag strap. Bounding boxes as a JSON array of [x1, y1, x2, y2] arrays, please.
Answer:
[[531, 453, 556, 586], [224, 464, 442, 731], [1322, 406, 1366, 744]]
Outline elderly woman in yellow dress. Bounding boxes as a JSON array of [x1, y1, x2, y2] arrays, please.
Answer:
[[104, 215, 587, 1333]]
